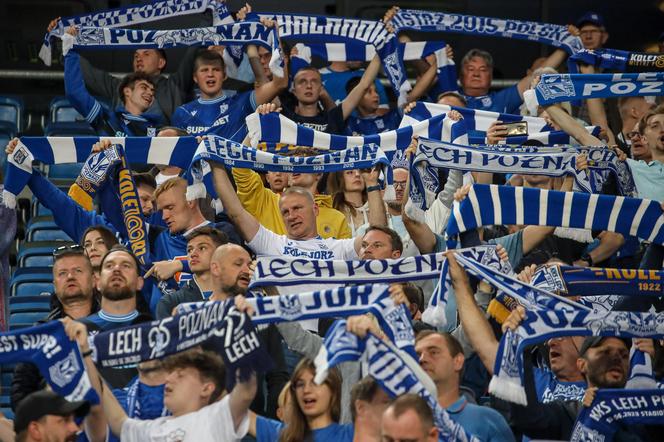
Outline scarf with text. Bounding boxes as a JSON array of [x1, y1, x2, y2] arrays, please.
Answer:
[[291, 40, 457, 94], [569, 48, 664, 73], [467, 126, 602, 146], [0, 321, 98, 405], [67, 144, 122, 211], [3, 136, 198, 209], [446, 184, 664, 248], [314, 321, 478, 442], [40, 0, 232, 65], [492, 307, 664, 405], [90, 301, 270, 389], [524, 73, 664, 115], [60, 21, 283, 78], [571, 388, 664, 442], [391, 9, 583, 54], [262, 13, 410, 104]]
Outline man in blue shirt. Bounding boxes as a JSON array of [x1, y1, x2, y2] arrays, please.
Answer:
[[171, 47, 287, 140], [415, 330, 515, 442]]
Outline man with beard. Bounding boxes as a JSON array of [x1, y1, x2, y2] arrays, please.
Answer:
[[501, 306, 657, 441], [155, 226, 228, 319], [206, 243, 289, 419], [12, 245, 99, 408], [79, 245, 152, 389], [13, 390, 90, 442]]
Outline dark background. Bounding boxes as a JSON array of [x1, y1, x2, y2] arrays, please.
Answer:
[[0, 0, 661, 132]]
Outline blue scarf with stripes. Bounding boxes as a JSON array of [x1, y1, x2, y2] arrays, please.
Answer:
[[40, 0, 232, 65], [446, 184, 664, 248], [314, 320, 478, 442], [569, 48, 664, 73], [390, 9, 583, 54]]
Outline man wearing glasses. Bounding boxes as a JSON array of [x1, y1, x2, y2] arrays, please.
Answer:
[[575, 12, 609, 51]]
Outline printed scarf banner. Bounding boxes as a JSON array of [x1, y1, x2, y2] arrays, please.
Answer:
[[61, 22, 283, 78], [524, 73, 664, 115], [314, 321, 478, 442], [0, 321, 99, 405], [625, 343, 658, 390], [571, 389, 664, 442], [491, 307, 664, 405], [530, 265, 664, 298], [68, 144, 123, 211], [421, 245, 514, 328], [569, 48, 664, 73], [390, 9, 584, 54], [467, 126, 602, 146], [3, 136, 198, 209], [40, 0, 233, 65], [246, 110, 468, 153], [261, 13, 411, 104], [446, 184, 664, 248]]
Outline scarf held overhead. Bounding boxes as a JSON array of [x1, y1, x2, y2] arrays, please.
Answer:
[[40, 0, 232, 65]]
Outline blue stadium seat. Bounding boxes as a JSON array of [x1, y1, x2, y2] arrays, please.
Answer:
[[17, 240, 75, 267], [47, 163, 84, 180], [14, 283, 53, 297], [8, 295, 51, 314], [44, 97, 95, 136], [26, 217, 72, 242], [10, 267, 54, 296], [9, 312, 47, 329], [0, 96, 23, 133]]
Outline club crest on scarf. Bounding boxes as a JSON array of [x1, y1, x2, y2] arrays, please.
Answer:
[[570, 424, 605, 442], [537, 74, 576, 101], [80, 144, 121, 186], [278, 294, 303, 320], [49, 350, 82, 388]]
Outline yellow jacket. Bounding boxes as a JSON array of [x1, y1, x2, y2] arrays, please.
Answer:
[[232, 168, 352, 239]]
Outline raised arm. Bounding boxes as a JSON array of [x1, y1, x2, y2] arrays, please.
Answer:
[[229, 372, 258, 432], [543, 104, 604, 146], [63, 31, 104, 126], [341, 55, 381, 120]]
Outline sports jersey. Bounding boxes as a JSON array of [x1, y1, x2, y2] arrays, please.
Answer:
[[534, 367, 586, 403], [121, 395, 248, 442], [65, 51, 163, 136], [171, 92, 257, 141], [255, 417, 354, 442], [461, 85, 522, 114], [347, 109, 401, 136], [281, 105, 346, 135]]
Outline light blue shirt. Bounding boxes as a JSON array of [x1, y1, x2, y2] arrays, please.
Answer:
[[447, 396, 516, 442], [626, 159, 664, 201]]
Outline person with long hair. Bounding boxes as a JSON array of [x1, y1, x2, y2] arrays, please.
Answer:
[[327, 169, 387, 237], [249, 358, 353, 442]]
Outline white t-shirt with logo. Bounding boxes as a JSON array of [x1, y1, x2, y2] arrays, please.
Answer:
[[121, 395, 248, 442], [248, 225, 358, 331]]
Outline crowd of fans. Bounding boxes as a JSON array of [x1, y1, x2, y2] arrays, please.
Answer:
[[0, 2, 663, 442]]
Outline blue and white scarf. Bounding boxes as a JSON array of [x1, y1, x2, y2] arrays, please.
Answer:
[[246, 109, 467, 153], [492, 307, 664, 405], [3, 136, 198, 209], [446, 184, 664, 248], [61, 22, 283, 78], [262, 13, 411, 104], [571, 388, 664, 442], [314, 321, 478, 442], [524, 73, 664, 114], [625, 342, 658, 390], [249, 252, 448, 288], [569, 48, 664, 73], [0, 321, 99, 405], [41, 0, 232, 65], [390, 9, 583, 54], [467, 127, 602, 146]]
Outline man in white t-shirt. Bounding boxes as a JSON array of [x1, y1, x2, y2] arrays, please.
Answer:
[[63, 318, 257, 442]]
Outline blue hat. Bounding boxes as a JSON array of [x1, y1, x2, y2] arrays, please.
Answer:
[[576, 12, 605, 28]]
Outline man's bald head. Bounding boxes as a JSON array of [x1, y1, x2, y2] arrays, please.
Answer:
[[210, 244, 253, 297]]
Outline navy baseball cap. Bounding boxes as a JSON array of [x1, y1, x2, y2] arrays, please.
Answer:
[[579, 336, 630, 356], [576, 12, 605, 28], [14, 390, 90, 434]]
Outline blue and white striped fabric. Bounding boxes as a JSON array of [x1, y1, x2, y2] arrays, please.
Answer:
[[568, 48, 664, 73], [390, 9, 583, 54], [41, 0, 232, 65], [467, 127, 601, 146], [524, 73, 664, 114], [625, 344, 658, 389], [446, 184, 664, 247], [3, 136, 197, 208], [262, 13, 411, 104], [246, 110, 468, 153]]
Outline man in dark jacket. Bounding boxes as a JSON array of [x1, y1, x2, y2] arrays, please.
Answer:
[[11, 246, 98, 408]]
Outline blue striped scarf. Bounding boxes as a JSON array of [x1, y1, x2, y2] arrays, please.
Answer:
[[446, 184, 664, 248], [391, 9, 583, 54], [0, 321, 99, 405], [2, 136, 198, 209], [314, 320, 478, 442], [261, 13, 411, 104], [41, 0, 232, 65], [524, 73, 664, 113], [569, 48, 664, 73], [571, 388, 664, 442]]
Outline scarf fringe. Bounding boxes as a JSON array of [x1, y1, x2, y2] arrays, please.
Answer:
[[488, 375, 528, 405]]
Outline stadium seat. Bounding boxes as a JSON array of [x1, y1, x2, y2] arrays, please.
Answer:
[[17, 240, 76, 267], [0, 96, 23, 133], [9, 312, 47, 329], [8, 295, 51, 314], [46, 162, 85, 180], [0, 121, 16, 174], [13, 282, 53, 297], [10, 267, 54, 296], [26, 216, 72, 242], [44, 97, 95, 136]]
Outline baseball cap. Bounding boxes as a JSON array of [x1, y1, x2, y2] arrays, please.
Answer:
[[14, 390, 90, 434], [576, 12, 605, 28], [579, 336, 630, 356]]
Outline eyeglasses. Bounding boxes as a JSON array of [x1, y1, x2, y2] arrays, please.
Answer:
[[579, 30, 602, 37], [393, 181, 408, 189], [53, 244, 84, 257], [626, 131, 642, 139]]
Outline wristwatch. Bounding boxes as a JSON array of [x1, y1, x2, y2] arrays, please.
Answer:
[[366, 184, 382, 193]]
